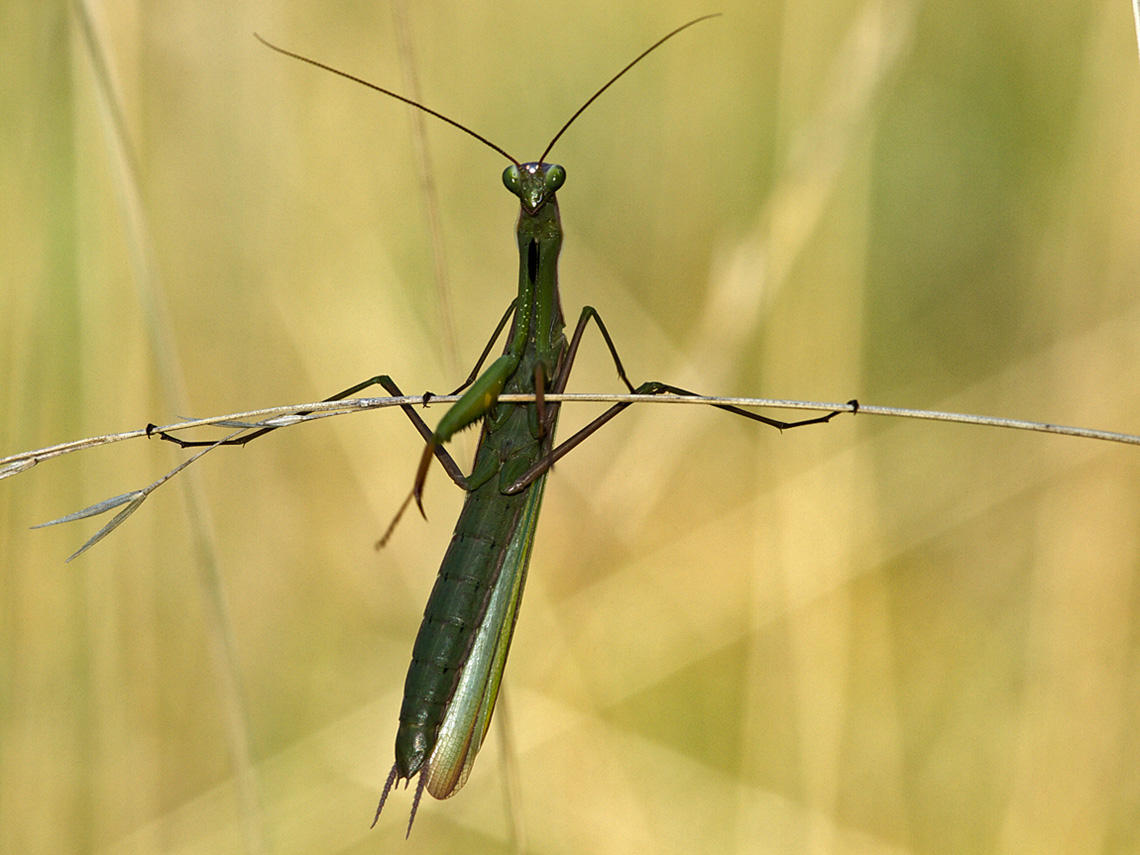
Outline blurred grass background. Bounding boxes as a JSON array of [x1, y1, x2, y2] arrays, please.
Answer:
[[2, 0, 1140, 853]]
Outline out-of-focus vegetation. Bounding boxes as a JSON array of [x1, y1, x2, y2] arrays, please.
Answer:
[[2, 1, 1138, 853]]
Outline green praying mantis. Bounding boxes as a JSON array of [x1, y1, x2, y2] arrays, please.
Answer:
[[110, 13, 844, 834], [224, 15, 843, 832]]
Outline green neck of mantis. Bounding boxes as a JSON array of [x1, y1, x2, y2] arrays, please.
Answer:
[[503, 162, 567, 385]]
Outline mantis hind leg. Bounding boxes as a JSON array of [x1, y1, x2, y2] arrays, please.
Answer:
[[146, 301, 522, 484], [147, 374, 471, 489], [146, 374, 407, 449], [507, 305, 852, 493]]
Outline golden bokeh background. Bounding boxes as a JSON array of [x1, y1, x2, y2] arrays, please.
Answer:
[[3, 1, 1139, 853]]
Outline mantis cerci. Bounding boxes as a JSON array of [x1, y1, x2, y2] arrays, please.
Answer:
[[4, 3, 1140, 853]]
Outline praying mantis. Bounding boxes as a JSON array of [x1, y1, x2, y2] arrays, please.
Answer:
[[151, 17, 843, 831]]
